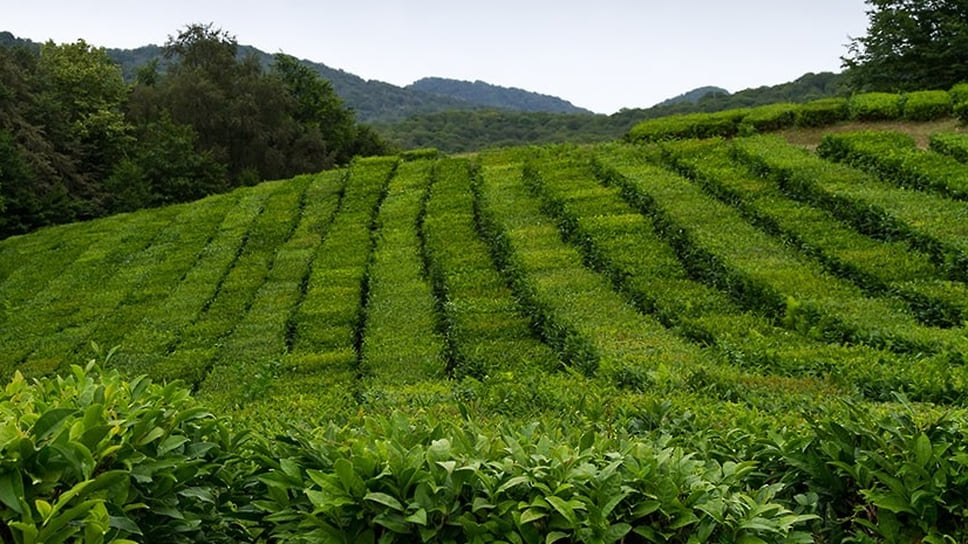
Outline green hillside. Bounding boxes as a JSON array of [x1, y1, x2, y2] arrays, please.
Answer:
[[8, 117, 968, 539]]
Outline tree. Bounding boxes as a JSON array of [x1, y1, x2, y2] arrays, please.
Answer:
[[37, 40, 132, 217], [272, 53, 355, 168], [843, 0, 968, 91]]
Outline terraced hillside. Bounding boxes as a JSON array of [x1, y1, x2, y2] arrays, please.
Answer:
[[9, 131, 968, 540], [3, 134, 968, 426]]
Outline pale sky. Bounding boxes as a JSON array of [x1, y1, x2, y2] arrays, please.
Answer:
[[4, 0, 871, 114]]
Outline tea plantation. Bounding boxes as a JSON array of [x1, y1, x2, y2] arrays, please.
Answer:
[[4, 116, 968, 541]]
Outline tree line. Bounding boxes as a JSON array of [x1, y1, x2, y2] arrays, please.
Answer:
[[0, 24, 387, 238]]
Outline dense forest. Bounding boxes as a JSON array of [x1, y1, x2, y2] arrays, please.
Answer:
[[408, 77, 593, 114], [376, 72, 847, 152], [0, 25, 387, 238]]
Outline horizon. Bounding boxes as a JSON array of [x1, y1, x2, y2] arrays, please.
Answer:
[[4, 1, 869, 114]]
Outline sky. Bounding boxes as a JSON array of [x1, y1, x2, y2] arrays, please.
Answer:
[[4, 0, 872, 114]]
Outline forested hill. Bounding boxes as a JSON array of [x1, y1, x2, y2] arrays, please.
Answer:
[[408, 77, 593, 114], [375, 72, 848, 152], [109, 45, 594, 122], [114, 44, 483, 123], [654, 85, 729, 106], [3, 31, 589, 123]]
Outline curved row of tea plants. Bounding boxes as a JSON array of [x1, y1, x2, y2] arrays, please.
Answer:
[[663, 139, 965, 328], [626, 87, 964, 143], [519, 145, 954, 402], [5, 133, 968, 540]]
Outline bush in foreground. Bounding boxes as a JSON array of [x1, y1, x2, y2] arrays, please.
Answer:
[[0, 352, 255, 544], [3, 357, 968, 542]]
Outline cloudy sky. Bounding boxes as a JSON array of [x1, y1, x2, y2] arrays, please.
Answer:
[[5, 0, 871, 114]]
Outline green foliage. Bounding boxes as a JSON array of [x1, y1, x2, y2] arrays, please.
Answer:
[[105, 114, 227, 211], [795, 98, 849, 127], [10, 136, 968, 540], [735, 134, 968, 283], [599, 144, 963, 361], [819, 130, 968, 201], [929, 132, 968, 163], [901, 90, 953, 121], [843, 0, 968, 92], [627, 110, 750, 142], [255, 414, 817, 544], [375, 110, 622, 154], [784, 398, 968, 542], [949, 82, 968, 105], [0, 358, 253, 543], [420, 158, 560, 382], [847, 92, 903, 121], [358, 160, 447, 388], [0, 25, 387, 240], [740, 103, 800, 133], [9, 364, 968, 542]]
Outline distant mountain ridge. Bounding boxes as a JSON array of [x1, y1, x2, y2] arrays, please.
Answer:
[[654, 86, 730, 107], [108, 45, 596, 122], [408, 77, 593, 114], [0, 32, 590, 123]]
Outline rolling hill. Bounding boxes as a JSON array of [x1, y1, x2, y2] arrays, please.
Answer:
[[408, 77, 593, 114], [4, 110, 968, 538]]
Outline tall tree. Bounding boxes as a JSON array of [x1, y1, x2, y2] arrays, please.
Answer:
[[38, 40, 131, 215], [843, 0, 968, 91]]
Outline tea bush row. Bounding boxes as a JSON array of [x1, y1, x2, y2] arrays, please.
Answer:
[[0, 205, 184, 374], [596, 145, 967, 366], [106, 184, 279, 378], [280, 157, 397, 416], [420, 158, 561, 382], [663, 139, 964, 328], [199, 172, 345, 412], [525, 145, 944, 402], [928, 132, 968, 163], [819, 130, 968, 201], [627, 87, 961, 143], [475, 150, 728, 390], [156, 176, 310, 391], [6, 362, 968, 542], [734, 135, 968, 284], [357, 159, 448, 398], [475, 149, 830, 405]]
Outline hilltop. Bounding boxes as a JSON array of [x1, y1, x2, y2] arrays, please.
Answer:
[[408, 77, 593, 114], [105, 41, 593, 122]]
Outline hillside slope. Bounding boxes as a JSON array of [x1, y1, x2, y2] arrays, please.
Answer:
[[3, 130, 968, 415], [408, 77, 593, 114], [5, 125, 968, 538]]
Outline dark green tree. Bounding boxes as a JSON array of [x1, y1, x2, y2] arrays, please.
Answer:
[[105, 114, 227, 212], [843, 0, 968, 91], [37, 40, 132, 216], [272, 53, 356, 168]]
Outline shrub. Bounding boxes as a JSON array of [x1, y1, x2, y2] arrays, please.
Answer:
[[948, 82, 968, 105], [902, 90, 953, 121], [848, 92, 903, 121], [795, 98, 849, 127], [627, 109, 749, 142], [741, 103, 801, 133], [955, 101, 968, 124], [820, 130, 968, 201], [929, 132, 968, 163], [0, 357, 254, 543], [399, 147, 439, 161]]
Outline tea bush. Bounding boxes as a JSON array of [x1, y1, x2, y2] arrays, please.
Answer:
[[901, 90, 952, 121], [0, 357, 255, 544], [848, 93, 904, 121]]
